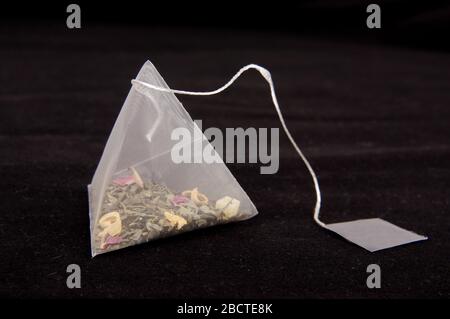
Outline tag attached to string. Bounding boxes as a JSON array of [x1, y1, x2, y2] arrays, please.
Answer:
[[325, 219, 427, 252], [132, 61, 427, 252]]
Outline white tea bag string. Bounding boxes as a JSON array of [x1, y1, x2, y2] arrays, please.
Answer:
[[132, 64, 325, 228], [132, 63, 427, 252]]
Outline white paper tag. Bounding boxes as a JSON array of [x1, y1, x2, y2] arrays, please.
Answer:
[[325, 218, 428, 252]]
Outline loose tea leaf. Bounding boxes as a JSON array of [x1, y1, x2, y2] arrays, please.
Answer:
[[93, 167, 247, 254]]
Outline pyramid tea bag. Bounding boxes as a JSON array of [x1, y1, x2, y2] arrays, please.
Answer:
[[88, 61, 427, 256], [88, 61, 258, 256]]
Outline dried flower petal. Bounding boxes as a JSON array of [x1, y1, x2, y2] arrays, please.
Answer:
[[105, 235, 123, 245], [215, 196, 232, 210], [98, 211, 122, 236], [100, 235, 123, 249], [112, 175, 135, 186], [172, 195, 190, 206], [164, 211, 188, 230], [215, 196, 240, 220], [182, 187, 208, 205]]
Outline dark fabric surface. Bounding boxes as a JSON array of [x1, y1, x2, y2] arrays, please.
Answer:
[[1, 25, 449, 298]]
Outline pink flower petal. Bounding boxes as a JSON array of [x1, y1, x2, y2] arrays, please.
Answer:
[[105, 235, 123, 246], [112, 175, 135, 186], [172, 195, 190, 205]]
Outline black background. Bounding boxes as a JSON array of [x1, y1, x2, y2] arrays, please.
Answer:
[[3, 1, 450, 52], [1, 1, 450, 298]]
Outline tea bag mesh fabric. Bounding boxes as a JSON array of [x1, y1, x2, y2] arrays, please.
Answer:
[[88, 61, 258, 256]]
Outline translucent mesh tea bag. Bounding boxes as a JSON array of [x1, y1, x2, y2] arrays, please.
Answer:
[[88, 61, 258, 256], [89, 60, 426, 257]]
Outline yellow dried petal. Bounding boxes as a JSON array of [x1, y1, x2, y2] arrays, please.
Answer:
[[98, 211, 122, 236], [191, 188, 208, 205], [215, 196, 240, 220], [182, 187, 208, 206], [215, 196, 232, 211], [223, 199, 240, 219], [164, 211, 187, 230]]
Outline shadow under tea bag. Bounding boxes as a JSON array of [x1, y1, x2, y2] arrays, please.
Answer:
[[88, 61, 258, 256]]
